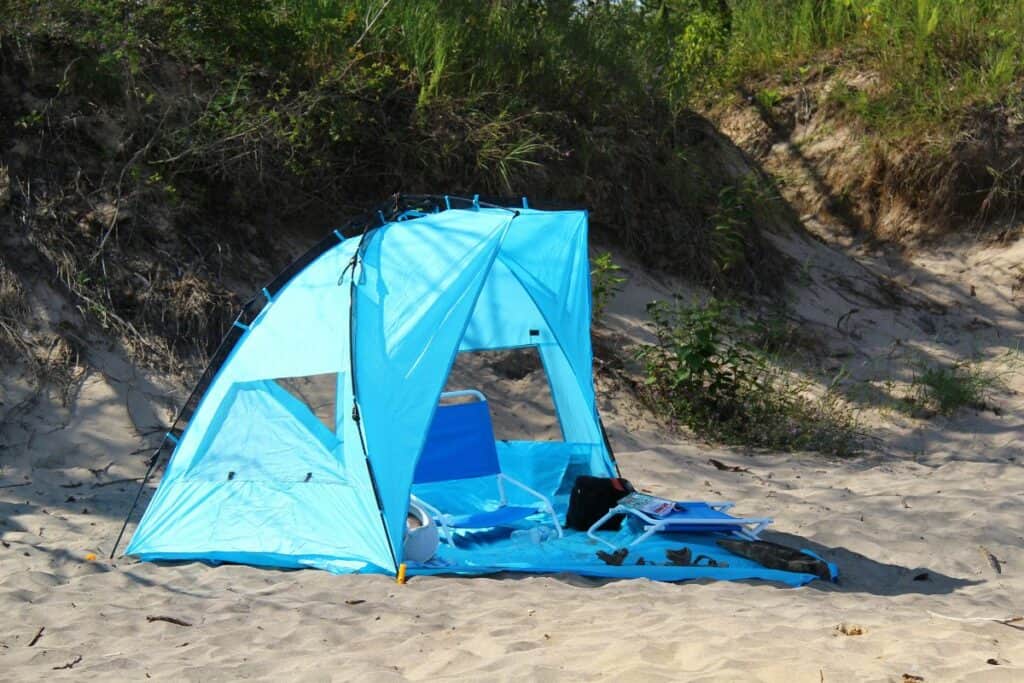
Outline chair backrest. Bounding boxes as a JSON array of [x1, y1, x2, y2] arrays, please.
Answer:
[[413, 398, 501, 484]]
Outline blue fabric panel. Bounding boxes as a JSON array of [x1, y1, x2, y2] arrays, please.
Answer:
[[414, 401, 500, 484], [354, 210, 513, 560], [129, 238, 395, 572], [132, 551, 377, 575], [409, 560, 818, 586], [494, 441, 580, 509], [186, 380, 344, 483], [464, 208, 613, 474], [411, 477, 505, 518], [126, 480, 394, 572], [537, 344, 607, 461], [498, 211, 593, 402], [448, 506, 536, 529], [411, 440, 589, 519], [158, 239, 359, 477], [459, 257, 547, 351], [658, 503, 752, 533]]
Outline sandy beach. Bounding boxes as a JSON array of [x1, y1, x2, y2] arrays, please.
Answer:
[[3, 222, 1023, 681]]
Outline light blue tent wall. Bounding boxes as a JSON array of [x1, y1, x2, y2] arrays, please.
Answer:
[[127, 204, 615, 574], [352, 208, 615, 560], [127, 238, 394, 573], [462, 209, 600, 448], [352, 209, 514, 560]]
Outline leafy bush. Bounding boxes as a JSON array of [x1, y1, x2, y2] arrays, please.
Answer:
[[637, 299, 859, 455], [591, 252, 627, 323], [8, 0, 1017, 375]]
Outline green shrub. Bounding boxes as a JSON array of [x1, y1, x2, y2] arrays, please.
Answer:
[[754, 87, 783, 110], [637, 299, 859, 455], [591, 252, 627, 323]]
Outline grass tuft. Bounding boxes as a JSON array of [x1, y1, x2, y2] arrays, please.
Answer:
[[591, 252, 627, 324], [909, 359, 1004, 415]]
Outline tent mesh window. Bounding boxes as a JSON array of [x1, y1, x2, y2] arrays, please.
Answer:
[[444, 349, 563, 441], [274, 373, 338, 432]]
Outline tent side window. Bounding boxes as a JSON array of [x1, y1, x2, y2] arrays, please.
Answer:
[[184, 378, 346, 483], [275, 373, 339, 434]]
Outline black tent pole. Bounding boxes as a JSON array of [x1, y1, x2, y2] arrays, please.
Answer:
[[108, 439, 167, 558]]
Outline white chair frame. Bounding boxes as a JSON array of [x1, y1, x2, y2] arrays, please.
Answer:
[[586, 501, 772, 550]]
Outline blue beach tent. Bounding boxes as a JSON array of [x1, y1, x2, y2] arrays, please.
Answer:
[[125, 196, 827, 586], [127, 196, 614, 572]]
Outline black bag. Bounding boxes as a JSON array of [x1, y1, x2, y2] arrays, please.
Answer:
[[565, 475, 635, 531]]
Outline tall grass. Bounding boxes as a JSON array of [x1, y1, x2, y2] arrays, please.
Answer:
[[17, 1, 1020, 135], [725, 0, 1024, 133]]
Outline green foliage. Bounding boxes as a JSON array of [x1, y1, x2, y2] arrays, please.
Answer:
[[11, 1, 1023, 144], [909, 360, 1002, 415], [665, 2, 732, 104], [754, 88, 783, 110], [637, 299, 859, 455], [591, 252, 627, 323], [726, 0, 1024, 136], [708, 175, 779, 275], [7, 0, 1018, 370], [3, 0, 794, 294], [709, 185, 750, 274], [15, 110, 43, 129]]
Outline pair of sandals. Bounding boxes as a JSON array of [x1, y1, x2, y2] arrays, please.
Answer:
[[595, 546, 727, 567]]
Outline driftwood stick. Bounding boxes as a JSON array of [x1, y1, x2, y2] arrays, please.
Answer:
[[52, 655, 83, 670], [147, 615, 192, 627], [92, 477, 145, 488]]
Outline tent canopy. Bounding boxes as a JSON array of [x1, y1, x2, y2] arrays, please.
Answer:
[[127, 200, 616, 574]]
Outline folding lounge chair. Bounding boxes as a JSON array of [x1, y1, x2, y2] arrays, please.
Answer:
[[586, 499, 772, 550], [412, 390, 563, 543]]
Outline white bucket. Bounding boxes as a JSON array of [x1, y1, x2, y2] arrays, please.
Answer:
[[404, 499, 440, 563]]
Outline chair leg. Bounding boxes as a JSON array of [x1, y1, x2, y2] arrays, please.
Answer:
[[497, 475, 508, 506], [585, 508, 623, 550], [499, 474, 563, 537], [628, 524, 661, 547]]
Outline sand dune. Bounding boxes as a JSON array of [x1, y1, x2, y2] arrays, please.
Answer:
[[2, 232, 1023, 681]]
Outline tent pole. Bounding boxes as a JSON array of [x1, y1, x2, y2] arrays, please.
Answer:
[[108, 436, 168, 558], [346, 229, 401, 572], [598, 416, 620, 476]]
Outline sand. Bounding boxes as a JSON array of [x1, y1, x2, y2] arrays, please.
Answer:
[[2, 229, 1023, 681]]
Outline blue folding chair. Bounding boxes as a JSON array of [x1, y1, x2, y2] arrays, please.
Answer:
[[412, 390, 563, 543]]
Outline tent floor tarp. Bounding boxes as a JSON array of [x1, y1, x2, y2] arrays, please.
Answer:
[[409, 474, 830, 587], [407, 529, 824, 587]]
